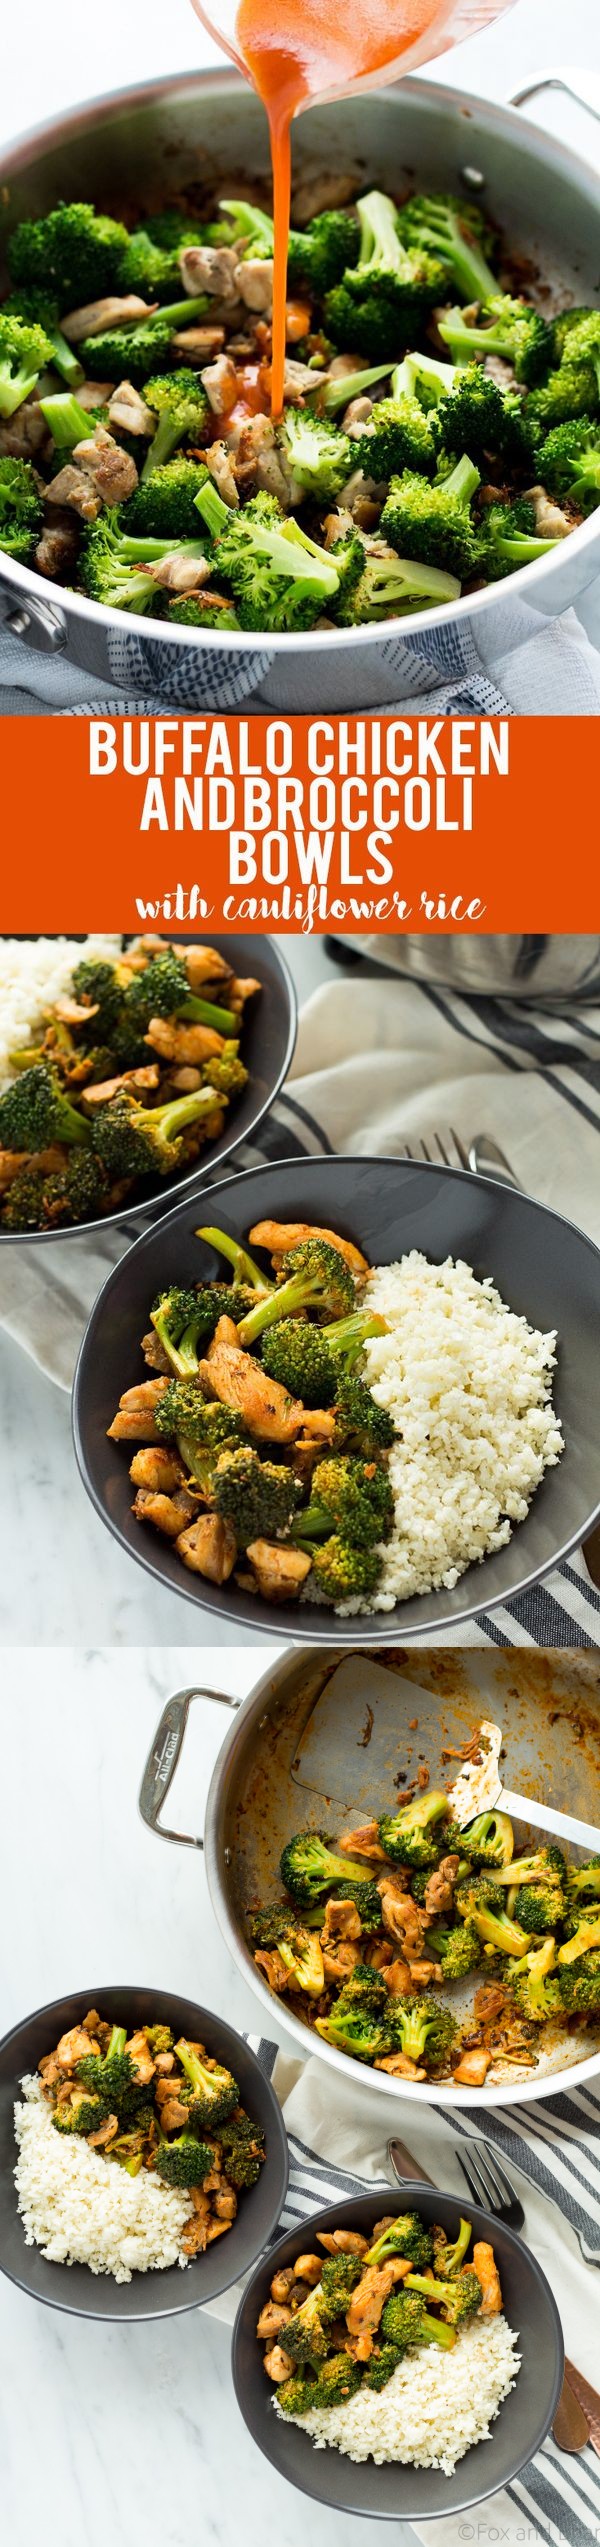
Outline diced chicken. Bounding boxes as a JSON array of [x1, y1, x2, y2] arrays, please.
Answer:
[[271, 2267, 296, 2303], [473, 2242, 502, 2314], [204, 440, 239, 506], [81, 1065, 160, 1106], [256, 2300, 292, 2339], [247, 1539, 313, 1602], [248, 1220, 369, 1276], [375, 2054, 427, 2080], [235, 256, 274, 313], [176, 1512, 237, 1582], [328, 353, 370, 384], [179, 244, 240, 300], [203, 354, 239, 416], [0, 1148, 31, 1191], [320, 1899, 362, 1944], [291, 2254, 323, 2284], [338, 1820, 386, 1862], [198, 1341, 304, 1442], [73, 427, 138, 504], [344, 395, 375, 431], [45, 463, 102, 522], [346, 2262, 402, 2335], [55, 2026, 99, 2072], [125, 2030, 156, 2086], [87, 2114, 120, 2147], [154, 2081, 188, 2130], [35, 515, 79, 581], [0, 397, 51, 461], [283, 356, 322, 402], [407, 1958, 443, 1988], [171, 326, 226, 365], [526, 483, 573, 539], [61, 295, 157, 343], [452, 2049, 491, 2087], [291, 171, 358, 223], [378, 1876, 431, 1958], [75, 379, 116, 409], [141, 1328, 172, 1373], [227, 976, 262, 1008], [107, 1376, 170, 1443], [254, 1947, 290, 1994], [133, 1485, 197, 1537], [108, 380, 155, 438], [234, 412, 296, 508], [181, 2194, 211, 2255], [141, 549, 211, 594], [322, 1939, 361, 1984], [129, 1446, 186, 1493], [143, 1017, 224, 1063], [213, 2186, 238, 2221], [383, 1958, 412, 1996], [316, 2231, 368, 2256], [263, 2345, 293, 2382], [208, 1314, 243, 1351], [181, 944, 233, 988], [168, 1067, 203, 1092]]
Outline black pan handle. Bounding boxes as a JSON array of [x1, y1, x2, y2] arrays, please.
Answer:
[[138, 1684, 240, 1851]]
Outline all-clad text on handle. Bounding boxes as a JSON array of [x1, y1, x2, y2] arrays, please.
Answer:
[[138, 1685, 240, 1851]]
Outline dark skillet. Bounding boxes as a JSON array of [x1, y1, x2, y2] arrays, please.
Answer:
[[0, 933, 296, 1242], [232, 2187, 563, 2522], [0, 1984, 288, 2321], [72, 1152, 600, 1641]]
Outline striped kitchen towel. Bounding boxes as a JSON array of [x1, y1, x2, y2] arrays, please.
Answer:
[[208, 2035, 600, 2547]]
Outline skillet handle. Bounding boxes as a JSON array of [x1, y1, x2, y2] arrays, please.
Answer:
[[138, 1684, 240, 1851], [508, 66, 600, 125]]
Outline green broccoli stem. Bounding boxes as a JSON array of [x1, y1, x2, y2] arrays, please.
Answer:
[[194, 475, 340, 596], [437, 453, 481, 506], [357, 189, 403, 273], [318, 362, 395, 414], [397, 353, 455, 405], [151, 1090, 220, 1147], [178, 993, 237, 1033], [142, 412, 186, 477], [291, 1503, 332, 1543], [40, 391, 98, 447], [48, 328, 85, 390], [195, 1224, 271, 1292], [220, 198, 274, 256]]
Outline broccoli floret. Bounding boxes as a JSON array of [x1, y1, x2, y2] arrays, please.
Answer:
[[446, 1810, 515, 1869], [52, 2090, 107, 2136], [294, 1454, 393, 1550], [362, 2343, 404, 2389], [311, 1536, 382, 1604], [81, 510, 207, 615], [167, 593, 241, 630], [551, 306, 596, 362], [527, 365, 599, 433], [1, 1167, 47, 1232], [213, 1445, 303, 1547], [310, 2356, 362, 2409], [0, 1061, 90, 1154], [381, 452, 480, 580], [381, 2289, 456, 2350], [193, 477, 345, 632], [40, 390, 101, 448], [404, 2266, 481, 2326], [117, 229, 188, 300], [355, 387, 437, 479], [281, 407, 352, 498], [280, 1831, 377, 1906], [539, 419, 600, 511], [78, 295, 208, 384], [387, 1996, 457, 2073], [174, 2038, 239, 2128], [496, 1846, 566, 1932], [333, 1879, 383, 1932], [195, 1225, 270, 1293], [0, 454, 43, 560], [378, 1790, 450, 1871], [427, 1920, 482, 1981], [432, 2218, 473, 2277], [314, 2004, 389, 2062], [122, 945, 235, 1036], [557, 1913, 600, 1967], [39, 1151, 109, 1226], [203, 1041, 248, 1098], [250, 1908, 325, 1994], [155, 2130, 215, 2189], [433, 362, 536, 466], [150, 1284, 205, 1374], [557, 1952, 600, 2016], [277, 2373, 317, 2415], [71, 957, 123, 1043], [217, 2109, 265, 2188], [75, 2024, 140, 2112], [438, 294, 553, 385], [454, 1872, 505, 1919], [0, 313, 54, 417], [472, 1906, 534, 1958], [480, 497, 560, 581], [237, 1238, 355, 1348], [126, 457, 210, 540], [508, 1937, 562, 2024], [369, 2214, 434, 2271], [319, 360, 397, 416], [260, 1306, 385, 1408], [288, 210, 360, 296], [567, 1856, 600, 1906], [154, 1385, 248, 1472], [324, 189, 448, 360], [7, 201, 130, 305], [319, 2251, 364, 2317], [396, 193, 498, 304], [333, 1370, 395, 1456], [281, 2280, 330, 2366], [142, 370, 209, 478], [334, 537, 461, 624], [219, 198, 276, 257], [558, 315, 600, 400], [90, 1085, 219, 1179], [143, 2024, 174, 2054], [2, 285, 84, 389]]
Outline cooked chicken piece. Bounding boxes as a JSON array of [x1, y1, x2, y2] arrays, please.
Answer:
[[198, 1342, 304, 1442], [346, 2262, 403, 2335], [345, 2331, 374, 2363], [378, 1877, 431, 1958], [283, 356, 323, 402], [61, 294, 157, 342], [181, 2203, 210, 2256], [35, 515, 79, 581], [72, 427, 138, 505], [129, 1445, 186, 1493], [204, 440, 239, 506], [203, 354, 239, 416], [207, 1314, 243, 1351], [235, 256, 273, 312], [271, 2266, 296, 2303], [144, 1017, 224, 1064], [171, 326, 226, 365], [168, 1067, 203, 1093], [182, 945, 233, 988], [227, 976, 262, 1008], [55, 2026, 100, 2072], [247, 1539, 313, 1602], [423, 1854, 460, 1918], [234, 412, 296, 508], [154, 2083, 189, 2131], [176, 1512, 237, 1582], [297, 1408, 337, 1441], [473, 2242, 502, 2315], [0, 396, 51, 461], [473, 1985, 508, 2026], [365, 1938, 393, 1970], [322, 1940, 361, 1984], [45, 463, 102, 521], [141, 1327, 172, 1374], [407, 1958, 443, 1988], [320, 1900, 362, 1944], [317, 2230, 369, 2256], [142, 549, 211, 595], [263, 2345, 293, 2382], [87, 2114, 120, 2147], [344, 394, 375, 431], [526, 483, 573, 539], [338, 1820, 386, 1862], [0, 1149, 30, 1191], [248, 1220, 368, 1276], [383, 1957, 412, 1996], [107, 1377, 169, 1443], [81, 1065, 160, 1106], [292, 170, 358, 223], [179, 243, 239, 300], [375, 2054, 427, 2080], [212, 2185, 238, 2220], [133, 1486, 196, 1534], [254, 1946, 290, 1994], [108, 380, 155, 438], [256, 2300, 292, 2341], [76, 379, 116, 408], [452, 2049, 491, 2087], [291, 2253, 323, 2284], [125, 2031, 156, 2085]]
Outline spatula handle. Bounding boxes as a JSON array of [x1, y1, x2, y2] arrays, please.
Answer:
[[500, 1785, 600, 1852]]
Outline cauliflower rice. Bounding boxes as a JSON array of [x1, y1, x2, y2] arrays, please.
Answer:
[[0, 936, 122, 1092], [338, 1251, 564, 1611], [14, 2078, 193, 2281], [275, 2313, 521, 2473]]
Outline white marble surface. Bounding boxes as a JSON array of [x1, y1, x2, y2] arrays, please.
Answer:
[[0, 1645, 428, 2547]]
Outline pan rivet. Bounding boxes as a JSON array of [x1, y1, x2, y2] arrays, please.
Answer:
[[461, 164, 486, 189], [224, 1847, 232, 1865]]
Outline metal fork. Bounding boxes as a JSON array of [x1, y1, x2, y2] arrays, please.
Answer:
[[456, 2142, 524, 2229], [398, 1129, 520, 1189]]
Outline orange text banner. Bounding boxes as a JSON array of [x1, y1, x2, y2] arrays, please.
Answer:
[[1, 713, 593, 932]]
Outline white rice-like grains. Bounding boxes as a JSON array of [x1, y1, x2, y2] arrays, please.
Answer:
[[275, 2315, 521, 2472], [336, 1251, 563, 1611], [14, 2079, 193, 2281], [0, 937, 122, 1090]]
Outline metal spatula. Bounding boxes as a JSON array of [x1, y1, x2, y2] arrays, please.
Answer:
[[446, 1718, 600, 1853]]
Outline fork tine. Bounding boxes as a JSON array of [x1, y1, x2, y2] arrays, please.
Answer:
[[456, 2152, 482, 2207], [434, 1132, 450, 1167], [449, 1126, 471, 1172], [457, 2149, 500, 2213], [482, 2152, 517, 2208]]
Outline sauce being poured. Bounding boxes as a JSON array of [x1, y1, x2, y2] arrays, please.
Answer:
[[191, 0, 514, 415]]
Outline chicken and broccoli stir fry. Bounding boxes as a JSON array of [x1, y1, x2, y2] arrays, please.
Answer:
[[0, 939, 260, 1231], [246, 1795, 600, 2084], [257, 2210, 503, 2406], [106, 1216, 397, 1601], [1, 187, 598, 630], [35, 2006, 265, 2254]]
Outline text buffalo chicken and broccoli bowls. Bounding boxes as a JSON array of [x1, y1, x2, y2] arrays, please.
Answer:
[[0, 940, 261, 1233], [246, 1788, 600, 2090], [105, 1217, 563, 1612], [1, 187, 599, 631]]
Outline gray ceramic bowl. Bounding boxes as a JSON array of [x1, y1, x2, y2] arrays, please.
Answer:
[[232, 2187, 563, 2522], [0, 1984, 288, 2320], [72, 1151, 600, 1640], [0, 933, 296, 1243]]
